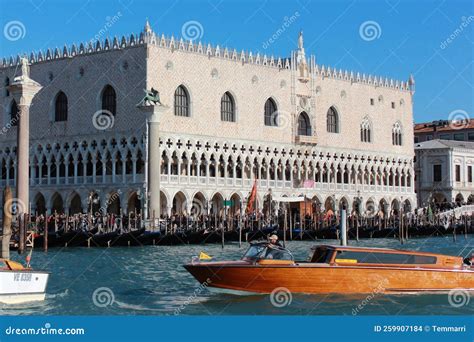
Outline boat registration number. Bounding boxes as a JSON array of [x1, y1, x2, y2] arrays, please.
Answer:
[[13, 273, 32, 282]]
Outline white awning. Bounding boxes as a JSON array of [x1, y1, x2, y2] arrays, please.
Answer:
[[272, 196, 306, 203]]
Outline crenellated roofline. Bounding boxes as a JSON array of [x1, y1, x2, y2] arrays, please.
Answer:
[[0, 24, 414, 92]]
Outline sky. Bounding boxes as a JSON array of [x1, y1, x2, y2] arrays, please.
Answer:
[[0, 0, 472, 123]]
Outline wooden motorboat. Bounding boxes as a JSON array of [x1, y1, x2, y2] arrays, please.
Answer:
[[184, 242, 474, 294], [0, 258, 49, 304]]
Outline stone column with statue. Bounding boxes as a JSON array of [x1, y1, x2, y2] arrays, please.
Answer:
[[137, 88, 168, 223], [8, 57, 42, 216]]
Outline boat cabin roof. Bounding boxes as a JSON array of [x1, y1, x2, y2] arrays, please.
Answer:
[[311, 245, 464, 268], [313, 245, 442, 257]]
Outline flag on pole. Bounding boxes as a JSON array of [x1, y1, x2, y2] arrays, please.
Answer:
[[427, 205, 433, 223], [246, 179, 258, 214], [199, 252, 212, 260]]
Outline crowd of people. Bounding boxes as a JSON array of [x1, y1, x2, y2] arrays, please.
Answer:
[[10, 202, 469, 237]]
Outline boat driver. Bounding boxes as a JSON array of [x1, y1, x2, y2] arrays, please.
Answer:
[[265, 234, 284, 259], [268, 234, 282, 247]]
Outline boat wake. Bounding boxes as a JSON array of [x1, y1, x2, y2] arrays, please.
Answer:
[[114, 300, 160, 312], [46, 289, 69, 299]]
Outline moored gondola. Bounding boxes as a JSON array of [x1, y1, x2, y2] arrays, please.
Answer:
[[137, 230, 162, 245], [89, 231, 119, 247], [111, 228, 145, 247]]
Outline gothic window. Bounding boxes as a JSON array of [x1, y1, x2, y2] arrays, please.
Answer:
[[327, 106, 339, 133], [10, 100, 19, 126], [264, 98, 278, 126], [101, 85, 116, 116], [433, 164, 442, 182], [360, 117, 371, 143], [54, 91, 68, 122], [221, 92, 235, 122], [392, 122, 403, 146], [174, 85, 190, 117], [297, 111, 311, 136], [4, 77, 9, 97]]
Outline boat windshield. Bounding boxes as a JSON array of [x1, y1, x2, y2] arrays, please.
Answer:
[[242, 244, 294, 261], [310, 247, 334, 263]]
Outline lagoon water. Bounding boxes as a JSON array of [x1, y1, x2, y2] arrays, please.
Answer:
[[1, 236, 473, 316]]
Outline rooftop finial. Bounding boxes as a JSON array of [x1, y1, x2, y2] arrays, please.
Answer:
[[144, 18, 152, 34], [408, 73, 415, 94]]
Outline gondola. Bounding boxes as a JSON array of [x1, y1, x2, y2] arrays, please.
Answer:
[[89, 230, 119, 247], [111, 228, 145, 246], [137, 230, 162, 245], [54, 229, 90, 247]]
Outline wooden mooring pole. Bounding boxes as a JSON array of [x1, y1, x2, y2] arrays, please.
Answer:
[[18, 213, 26, 254], [238, 215, 242, 248], [452, 215, 457, 242], [1, 187, 12, 259], [464, 215, 468, 240], [44, 214, 48, 252]]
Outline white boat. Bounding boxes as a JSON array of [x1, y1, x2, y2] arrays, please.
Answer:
[[0, 259, 49, 304]]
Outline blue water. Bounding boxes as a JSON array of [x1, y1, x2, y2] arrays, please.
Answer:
[[1, 236, 473, 315]]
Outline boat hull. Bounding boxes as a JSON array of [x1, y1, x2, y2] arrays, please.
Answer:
[[0, 270, 49, 304], [184, 262, 474, 294]]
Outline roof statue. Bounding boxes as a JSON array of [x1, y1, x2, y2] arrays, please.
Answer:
[[298, 30, 304, 50], [297, 31, 308, 77]]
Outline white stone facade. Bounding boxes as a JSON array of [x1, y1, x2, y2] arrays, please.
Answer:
[[0, 23, 416, 218], [414, 139, 474, 206]]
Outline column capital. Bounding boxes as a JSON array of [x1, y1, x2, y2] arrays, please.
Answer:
[[8, 59, 42, 105], [137, 103, 169, 123]]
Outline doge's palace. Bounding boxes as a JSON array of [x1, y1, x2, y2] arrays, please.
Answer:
[[0, 21, 416, 219]]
